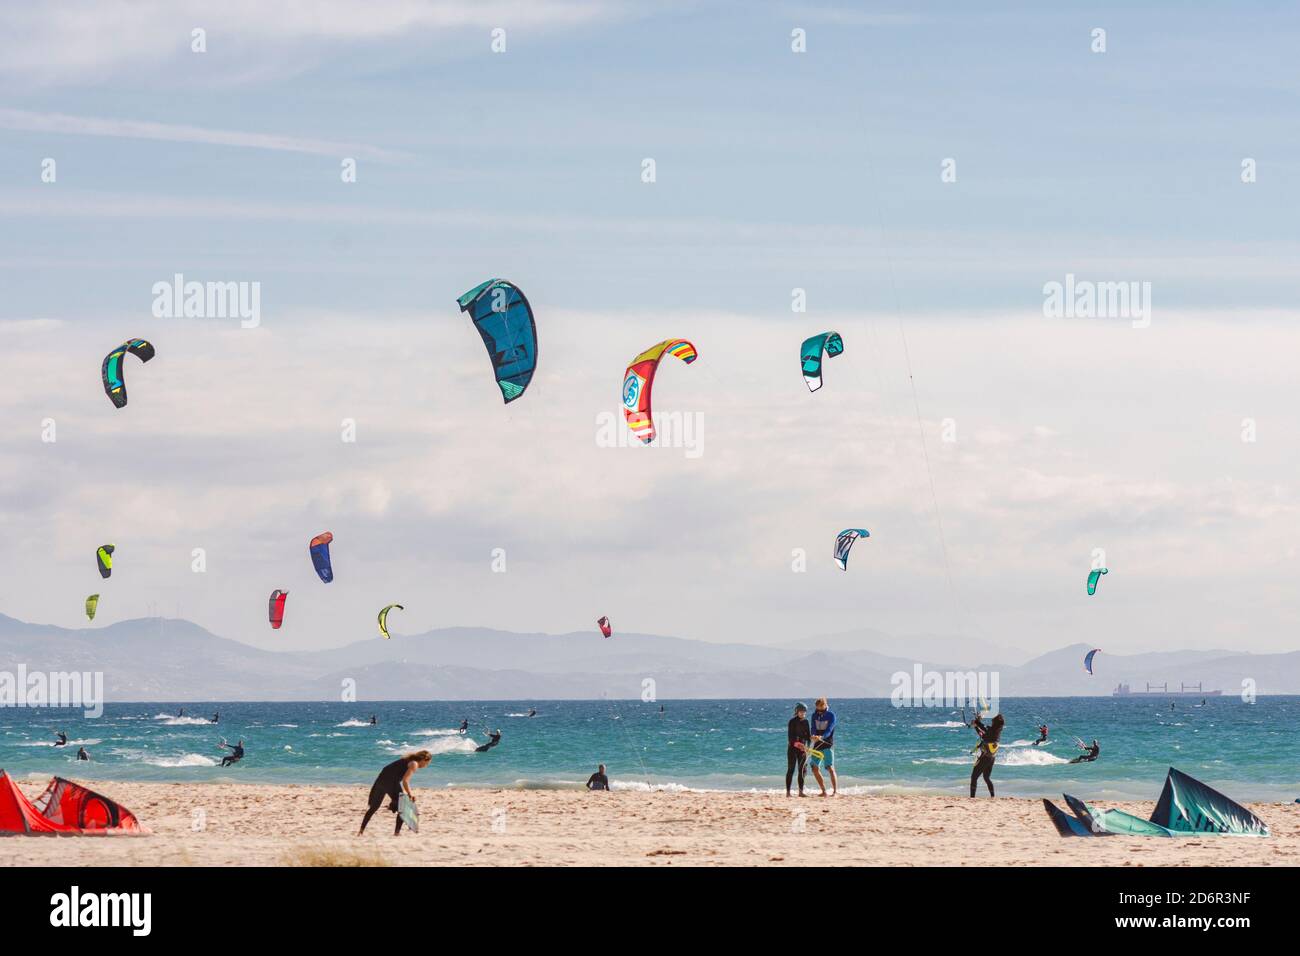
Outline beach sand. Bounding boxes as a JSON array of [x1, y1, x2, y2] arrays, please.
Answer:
[[5, 780, 1299, 866]]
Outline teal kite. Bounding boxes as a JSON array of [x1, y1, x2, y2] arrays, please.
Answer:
[[456, 279, 538, 403], [800, 332, 843, 392]]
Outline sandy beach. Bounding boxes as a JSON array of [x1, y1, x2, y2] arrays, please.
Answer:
[[5, 780, 1299, 866]]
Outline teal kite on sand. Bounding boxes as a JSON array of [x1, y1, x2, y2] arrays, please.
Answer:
[[1044, 767, 1268, 838]]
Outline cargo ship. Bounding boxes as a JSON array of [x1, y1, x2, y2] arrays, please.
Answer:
[[1112, 682, 1222, 697]]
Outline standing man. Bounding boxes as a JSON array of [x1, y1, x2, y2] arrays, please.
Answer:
[[809, 697, 838, 797], [786, 702, 812, 797]]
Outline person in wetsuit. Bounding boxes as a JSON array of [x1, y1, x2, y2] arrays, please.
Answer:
[[211, 712, 219, 724], [458, 719, 469, 733], [786, 702, 812, 797], [1033, 724, 1049, 746], [808, 697, 838, 796], [369, 715, 377, 725], [358, 750, 432, 836], [53, 731, 68, 747], [586, 764, 610, 791], [178, 709, 185, 717], [219, 738, 245, 767], [970, 713, 1004, 797], [76, 746, 90, 761], [527, 708, 537, 718], [1070, 739, 1101, 764], [475, 730, 502, 753]]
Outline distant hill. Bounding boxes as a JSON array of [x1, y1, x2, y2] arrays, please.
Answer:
[[0, 613, 1290, 700]]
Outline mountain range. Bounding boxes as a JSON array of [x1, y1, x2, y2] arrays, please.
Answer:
[[1, 613, 1293, 700]]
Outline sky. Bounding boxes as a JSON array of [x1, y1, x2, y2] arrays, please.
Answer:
[[1, 1, 1298, 655]]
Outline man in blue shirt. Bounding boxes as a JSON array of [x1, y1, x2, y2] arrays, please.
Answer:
[[809, 697, 838, 796]]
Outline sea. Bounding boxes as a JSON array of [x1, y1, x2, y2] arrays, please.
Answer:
[[2, 697, 1297, 802]]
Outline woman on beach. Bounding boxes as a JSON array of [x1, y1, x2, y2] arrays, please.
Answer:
[[786, 702, 812, 797], [969, 713, 1004, 798], [359, 750, 432, 836]]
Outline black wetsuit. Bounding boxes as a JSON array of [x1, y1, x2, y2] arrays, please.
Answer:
[[361, 757, 412, 835], [220, 742, 245, 767], [76, 747, 89, 761], [1070, 744, 1101, 764], [459, 720, 469, 733], [54, 733, 67, 747], [786, 716, 812, 795], [586, 772, 610, 791], [211, 713, 219, 723], [475, 733, 502, 753], [970, 717, 1003, 797]]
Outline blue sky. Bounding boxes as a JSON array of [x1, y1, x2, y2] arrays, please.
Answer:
[[1, 2, 1298, 655]]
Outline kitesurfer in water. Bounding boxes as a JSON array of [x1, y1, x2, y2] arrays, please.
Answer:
[[808, 697, 838, 797], [219, 738, 245, 767], [475, 729, 502, 753], [786, 702, 812, 797], [1070, 739, 1101, 764], [178, 708, 184, 718], [527, 708, 537, 718], [970, 713, 1004, 798], [211, 712, 219, 724], [53, 731, 68, 747], [369, 715, 377, 725], [76, 746, 90, 761], [1033, 724, 1049, 746], [459, 719, 469, 734], [586, 764, 610, 791], [358, 750, 431, 836]]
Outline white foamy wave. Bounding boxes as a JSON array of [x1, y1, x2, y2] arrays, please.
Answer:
[[143, 753, 218, 768], [914, 721, 966, 729], [336, 719, 374, 727], [387, 736, 478, 756], [18, 738, 102, 747], [156, 716, 216, 726], [997, 748, 1070, 767], [411, 727, 462, 737]]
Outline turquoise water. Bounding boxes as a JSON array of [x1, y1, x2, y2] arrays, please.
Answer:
[[2, 697, 1296, 801]]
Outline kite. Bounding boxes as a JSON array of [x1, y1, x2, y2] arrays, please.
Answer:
[[268, 590, 288, 629], [456, 279, 538, 403], [800, 331, 844, 392], [378, 603, 404, 640], [597, 616, 612, 638], [85, 595, 99, 621], [101, 339, 155, 409], [833, 529, 869, 571], [309, 532, 334, 583], [1087, 567, 1108, 595], [1084, 648, 1101, 675], [96, 545, 115, 579], [622, 339, 697, 444]]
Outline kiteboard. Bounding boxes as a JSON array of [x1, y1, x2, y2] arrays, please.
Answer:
[[397, 794, 419, 833]]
